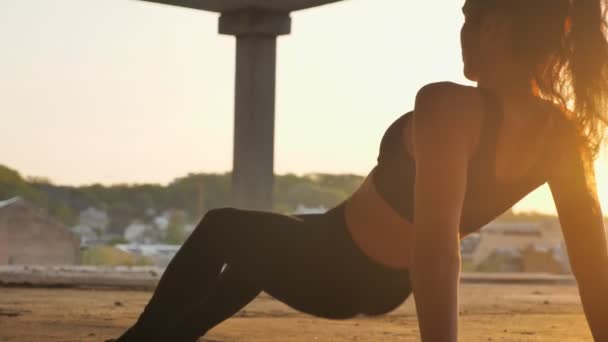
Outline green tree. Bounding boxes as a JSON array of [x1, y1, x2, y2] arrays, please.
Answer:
[[164, 210, 188, 245]]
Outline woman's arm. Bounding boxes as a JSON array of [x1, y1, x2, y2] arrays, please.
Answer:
[[410, 83, 481, 341], [548, 136, 608, 341]]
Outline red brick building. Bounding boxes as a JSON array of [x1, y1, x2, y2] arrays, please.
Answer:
[[0, 197, 80, 265]]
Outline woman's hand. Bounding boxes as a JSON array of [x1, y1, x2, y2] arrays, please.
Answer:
[[410, 83, 483, 341]]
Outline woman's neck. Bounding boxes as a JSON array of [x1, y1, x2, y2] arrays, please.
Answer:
[[476, 76, 543, 121]]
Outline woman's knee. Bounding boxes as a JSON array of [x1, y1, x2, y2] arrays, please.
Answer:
[[190, 207, 241, 241], [203, 207, 239, 226]]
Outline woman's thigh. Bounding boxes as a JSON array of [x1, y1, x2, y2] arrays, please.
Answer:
[[201, 205, 413, 318], [199, 206, 373, 318]]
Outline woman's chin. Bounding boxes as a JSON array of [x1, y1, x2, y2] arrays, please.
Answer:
[[463, 69, 479, 82]]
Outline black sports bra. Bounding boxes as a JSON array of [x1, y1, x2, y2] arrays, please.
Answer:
[[371, 88, 561, 235]]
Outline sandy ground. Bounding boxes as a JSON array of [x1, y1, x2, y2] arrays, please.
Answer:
[[0, 284, 592, 342]]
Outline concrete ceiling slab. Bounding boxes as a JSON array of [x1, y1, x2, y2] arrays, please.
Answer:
[[139, 0, 344, 13]]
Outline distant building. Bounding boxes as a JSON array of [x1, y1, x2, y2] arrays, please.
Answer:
[[0, 197, 80, 265], [123, 221, 160, 244], [70, 207, 111, 246], [70, 224, 98, 246], [153, 215, 170, 232], [460, 233, 481, 262], [470, 221, 569, 274], [521, 244, 569, 274], [77, 207, 109, 235]]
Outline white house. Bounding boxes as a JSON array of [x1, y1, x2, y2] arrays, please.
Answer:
[[77, 207, 109, 235]]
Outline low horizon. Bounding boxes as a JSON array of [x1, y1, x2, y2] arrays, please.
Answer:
[[3, 0, 608, 215], [5, 162, 601, 216]]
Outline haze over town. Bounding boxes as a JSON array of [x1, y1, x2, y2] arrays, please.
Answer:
[[0, 2, 603, 340], [3, 0, 608, 214]]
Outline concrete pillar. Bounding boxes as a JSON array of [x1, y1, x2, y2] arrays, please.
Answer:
[[220, 11, 291, 211], [138, 0, 343, 211]]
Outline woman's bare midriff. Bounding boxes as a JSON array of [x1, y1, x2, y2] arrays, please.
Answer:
[[343, 95, 565, 271], [344, 169, 414, 270]]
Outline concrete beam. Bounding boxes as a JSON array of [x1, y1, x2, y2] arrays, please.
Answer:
[[139, 0, 343, 13], [219, 11, 291, 36]]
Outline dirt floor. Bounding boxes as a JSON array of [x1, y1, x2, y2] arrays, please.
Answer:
[[0, 284, 593, 341]]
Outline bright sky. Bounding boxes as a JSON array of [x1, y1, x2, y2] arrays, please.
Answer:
[[1, 0, 607, 215]]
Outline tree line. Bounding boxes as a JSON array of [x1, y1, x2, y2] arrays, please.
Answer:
[[0, 164, 555, 235], [0, 164, 362, 234]]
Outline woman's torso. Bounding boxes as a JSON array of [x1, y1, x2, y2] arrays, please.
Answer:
[[344, 87, 568, 269]]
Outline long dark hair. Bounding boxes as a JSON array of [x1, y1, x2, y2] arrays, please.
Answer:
[[474, 0, 608, 157]]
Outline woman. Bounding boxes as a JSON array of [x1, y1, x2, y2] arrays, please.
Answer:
[[116, 0, 608, 340]]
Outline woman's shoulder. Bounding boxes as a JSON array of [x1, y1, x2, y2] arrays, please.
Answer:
[[416, 81, 482, 104], [414, 82, 485, 125], [412, 82, 485, 158]]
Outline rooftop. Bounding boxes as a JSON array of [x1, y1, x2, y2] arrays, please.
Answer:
[[0, 197, 22, 210]]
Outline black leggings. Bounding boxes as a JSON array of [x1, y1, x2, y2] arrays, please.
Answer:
[[116, 202, 412, 341]]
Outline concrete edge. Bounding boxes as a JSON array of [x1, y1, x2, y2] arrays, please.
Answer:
[[0, 266, 576, 290]]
